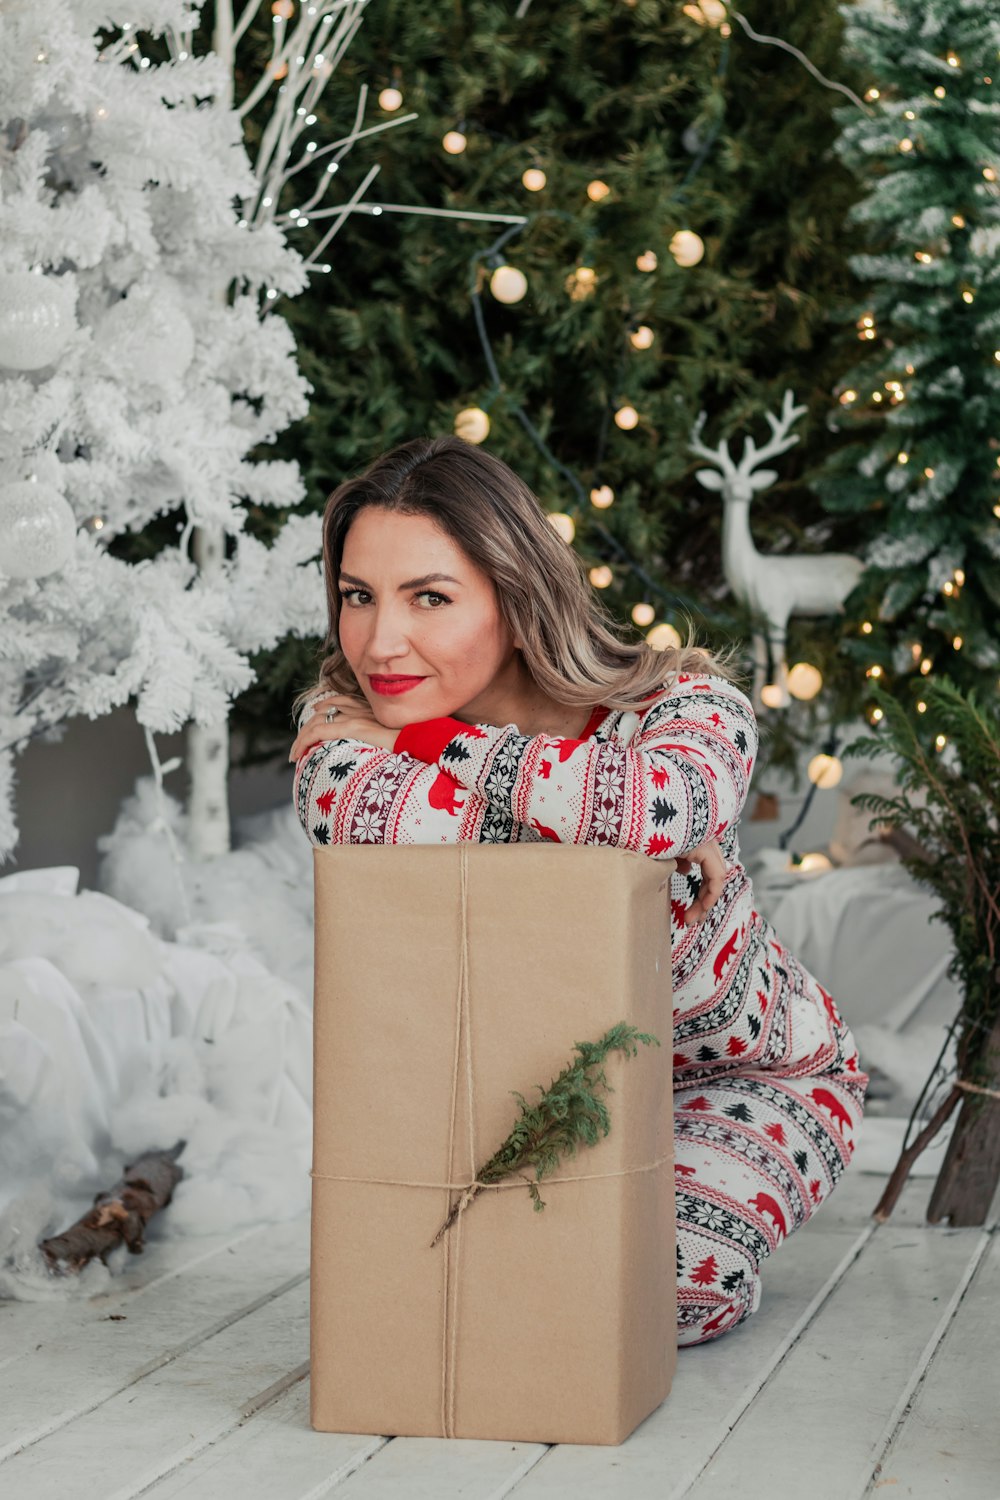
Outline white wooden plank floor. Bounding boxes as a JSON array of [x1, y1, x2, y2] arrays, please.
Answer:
[[1, 1161, 997, 1500]]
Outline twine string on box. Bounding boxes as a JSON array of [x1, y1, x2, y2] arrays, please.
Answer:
[[308, 842, 673, 1437]]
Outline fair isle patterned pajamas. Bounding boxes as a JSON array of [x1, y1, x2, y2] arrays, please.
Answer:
[[293, 673, 869, 1346]]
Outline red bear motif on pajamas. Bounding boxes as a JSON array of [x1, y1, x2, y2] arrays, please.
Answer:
[[428, 771, 466, 816], [748, 1191, 788, 1241], [809, 1086, 854, 1138]]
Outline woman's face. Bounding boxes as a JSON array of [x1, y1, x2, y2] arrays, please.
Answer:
[[337, 507, 524, 726]]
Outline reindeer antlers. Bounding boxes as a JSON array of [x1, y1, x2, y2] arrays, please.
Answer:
[[689, 388, 807, 489]]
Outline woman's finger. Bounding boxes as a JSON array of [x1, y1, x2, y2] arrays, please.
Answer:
[[681, 841, 729, 925]]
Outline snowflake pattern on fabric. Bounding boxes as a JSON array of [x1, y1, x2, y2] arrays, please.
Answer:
[[292, 672, 870, 1347]]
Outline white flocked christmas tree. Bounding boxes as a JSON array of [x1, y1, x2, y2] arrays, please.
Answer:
[[0, 0, 375, 865]]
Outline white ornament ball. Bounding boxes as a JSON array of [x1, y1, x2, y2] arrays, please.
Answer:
[[669, 230, 705, 267], [99, 283, 195, 386], [490, 264, 528, 303], [0, 271, 77, 370], [0, 479, 77, 578]]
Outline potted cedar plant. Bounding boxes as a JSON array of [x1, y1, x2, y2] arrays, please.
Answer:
[[842, 677, 1000, 1226]]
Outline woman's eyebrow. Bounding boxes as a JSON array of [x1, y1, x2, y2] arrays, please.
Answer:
[[338, 571, 462, 590]]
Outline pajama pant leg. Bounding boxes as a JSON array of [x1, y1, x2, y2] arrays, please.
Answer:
[[672, 1016, 869, 1347]]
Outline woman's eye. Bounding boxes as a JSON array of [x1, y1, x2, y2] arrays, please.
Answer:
[[338, 589, 451, 608]]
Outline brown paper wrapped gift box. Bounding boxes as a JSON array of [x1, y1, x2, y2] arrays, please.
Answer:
[[310, 839, 678, 1446]]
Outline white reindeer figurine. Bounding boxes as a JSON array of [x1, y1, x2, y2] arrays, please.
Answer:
[[689, 388, 864, 710]]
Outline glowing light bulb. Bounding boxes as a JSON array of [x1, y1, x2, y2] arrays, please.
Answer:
[[379, 87, 403, 110], [897, 452, 909, 464], [636, 250, 658, 272], [953, 635, 963, 649], [647, 623, 682, 651], [630, 325, 654, 350], [565, 265, 597, 300], [271, 0, 294, 15], [522, 168, 546, 191], [920, 658, 932, 674], [955, 568, 965, 585], [589, 565, 613, 588], [916, 700, 927, 712], [442, 130, 467, 154], [548, 512, 575, 544], [587, 179, 610, 201], [935, 734, 947, 750], [786, 662, 823, 700], [962, 289, 975, 303], [807, 754, 843, 789], [870, 707, 883, 723], [935, 85, 947, 98], [798, 852, 833, 874], [839, 389, 858, 405], [490, 264, 528, 303], [669, 230, 705, 267], [865, 88, 880, 101], [866, 664, 883, 678], [760, 683, 786, 709], [589, 485, 615, 508], [454, 406, 490, 443], [952, 214, 965, 227], [984, 167, 997, 181], [614, 405, 639, 430], [631, 602, 655, 627], [861, 621, 873, 634], [898, 137, 914, 152], [946, 51, 960, 67]]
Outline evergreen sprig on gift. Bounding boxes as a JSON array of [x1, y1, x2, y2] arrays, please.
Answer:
[[430, 1021, 660, 1247]]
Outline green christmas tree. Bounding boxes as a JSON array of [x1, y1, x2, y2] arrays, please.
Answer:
[[814, 0, 1000, 740], [226, 0, 872, 775]]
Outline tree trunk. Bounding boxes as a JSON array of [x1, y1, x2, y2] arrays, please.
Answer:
[[186, 522, 232, 860], [926, 1011, 1000, 1227]]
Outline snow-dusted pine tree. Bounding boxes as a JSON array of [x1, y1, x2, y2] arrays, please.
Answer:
[[0, 0, 365, 864], [815, 0, 1000, 728]]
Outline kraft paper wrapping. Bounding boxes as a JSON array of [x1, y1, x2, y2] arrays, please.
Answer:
[[309, 840, 677, 1446]]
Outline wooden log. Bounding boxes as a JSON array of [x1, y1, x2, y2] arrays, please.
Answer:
[[39, 1140, 186, 1274]]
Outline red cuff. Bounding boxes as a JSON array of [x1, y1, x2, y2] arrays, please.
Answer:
[[394, 716, 470, 764]]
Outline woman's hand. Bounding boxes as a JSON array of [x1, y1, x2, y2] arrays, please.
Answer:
[[288, 692, 399, 761], [675, 839, 729, 926]]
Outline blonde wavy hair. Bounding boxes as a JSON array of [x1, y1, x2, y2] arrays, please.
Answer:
[[291, 434, 747, 727]]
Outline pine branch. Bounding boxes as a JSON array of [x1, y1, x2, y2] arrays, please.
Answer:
[[429, 1022, 661, 1248]]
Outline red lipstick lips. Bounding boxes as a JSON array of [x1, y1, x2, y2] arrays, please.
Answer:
[[370, 676, 425, 696]]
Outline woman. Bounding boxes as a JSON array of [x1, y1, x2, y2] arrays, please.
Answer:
[[289, 434, 868, 1347]]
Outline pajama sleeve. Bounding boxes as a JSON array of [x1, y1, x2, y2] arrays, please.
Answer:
[[392, 672, 758, 859]]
